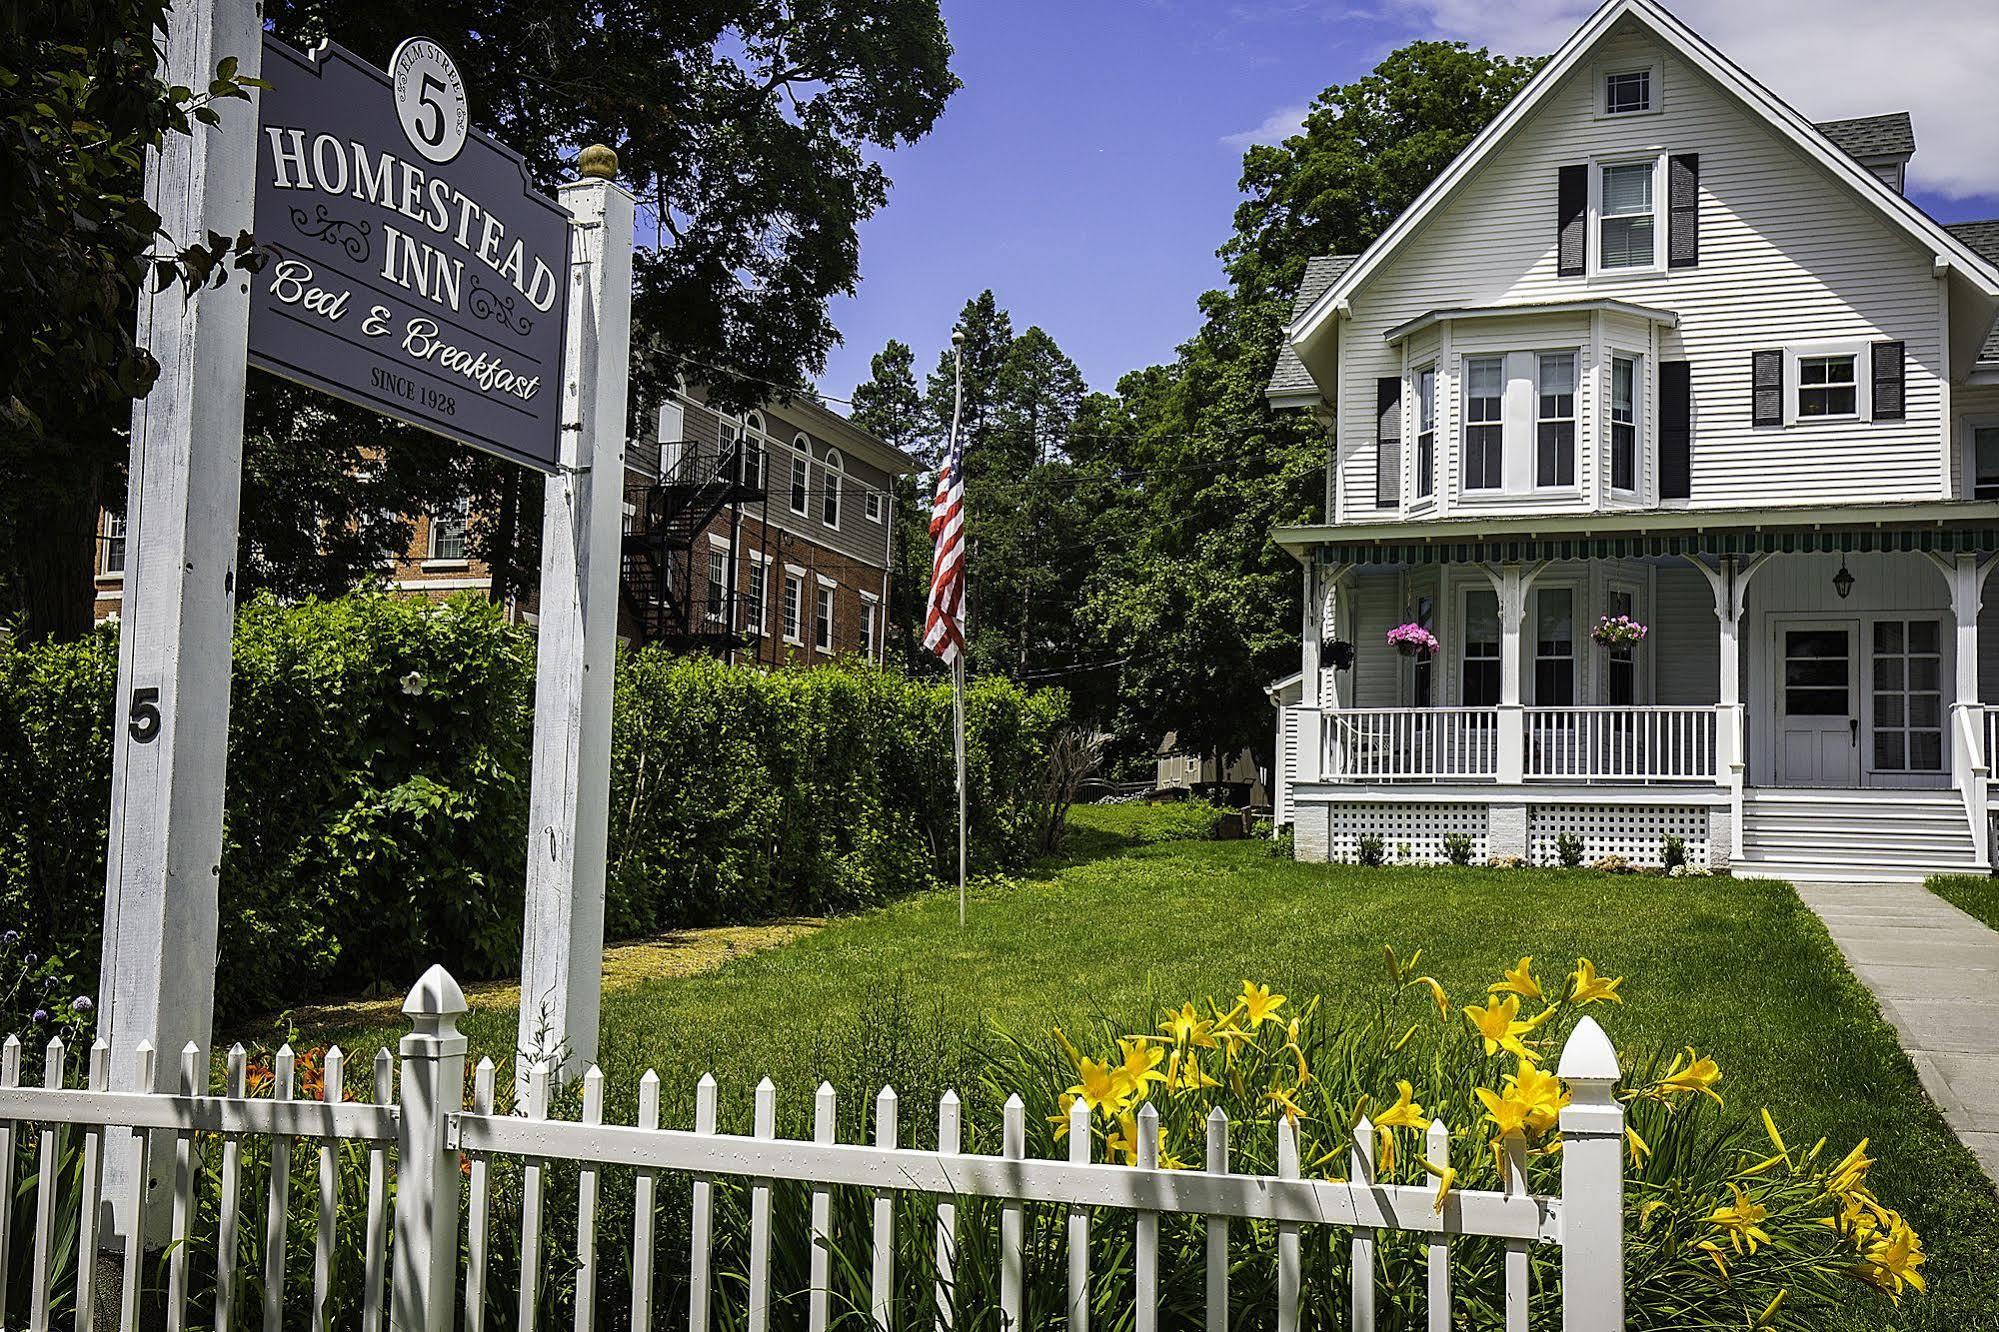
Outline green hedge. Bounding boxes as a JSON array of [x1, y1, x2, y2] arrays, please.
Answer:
[[0, 594, 1065, 1022]]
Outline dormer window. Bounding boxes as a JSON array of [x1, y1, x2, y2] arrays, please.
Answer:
[[1605, 68, 1651, 115]]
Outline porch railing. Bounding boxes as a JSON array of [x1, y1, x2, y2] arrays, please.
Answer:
[[1324, 708, 1499, 782], [1524, 707, 1717, 783], [1311, 706, 1716, 784]]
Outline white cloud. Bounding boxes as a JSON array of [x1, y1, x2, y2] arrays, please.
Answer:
[[1385, 0, 1999, 200], [1222, 103, 1311, 147]]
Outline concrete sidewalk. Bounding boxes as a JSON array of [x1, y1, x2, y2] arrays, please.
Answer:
[[1797, 882, 1999, 1183]]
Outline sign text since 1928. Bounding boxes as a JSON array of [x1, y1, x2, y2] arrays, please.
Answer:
[[246, 36, 571, 473]]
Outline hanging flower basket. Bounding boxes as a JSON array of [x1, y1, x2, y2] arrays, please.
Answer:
[[1386, 623, 1440, 659], [1592, 614, 1649, 648]]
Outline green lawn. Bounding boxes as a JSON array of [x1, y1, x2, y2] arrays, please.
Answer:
[[291, 805, 1999, 1330], [1930, 872, 1999, 932]]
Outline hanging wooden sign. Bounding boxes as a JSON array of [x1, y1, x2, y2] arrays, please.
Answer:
[[247, 35, 571, 472]]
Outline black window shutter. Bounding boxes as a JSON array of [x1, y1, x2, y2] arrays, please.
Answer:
[[1871, 341, 1906, 421], [1668, 154, 1699, 269], [1751, 349, 1784, 427], [1660, 360, 1692, 499], [1557, 165, 1588, 276], [1375, 376, 1402, 507]]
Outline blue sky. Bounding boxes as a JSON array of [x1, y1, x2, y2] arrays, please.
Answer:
[[814, 0, 1999, 403]]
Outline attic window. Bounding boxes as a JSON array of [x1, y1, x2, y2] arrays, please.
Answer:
[[1605, 69, 1651, 115]]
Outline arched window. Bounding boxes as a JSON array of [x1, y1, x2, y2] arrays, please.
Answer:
[[821, 448, 843, 529], [788, 434, 812, 515], [741, 411, 767, 489]]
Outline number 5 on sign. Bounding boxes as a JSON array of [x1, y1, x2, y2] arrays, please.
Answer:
[[127, 687, 162, 744]]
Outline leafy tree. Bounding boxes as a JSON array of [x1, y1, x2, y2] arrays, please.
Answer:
[[0, 0, 262, 641], [849, 339, 931, 666], [1087, 41, 1541, 776]]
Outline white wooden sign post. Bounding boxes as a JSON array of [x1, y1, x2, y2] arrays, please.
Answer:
[[517, 148, 634, 1091], [95, 0, 263, 1252]]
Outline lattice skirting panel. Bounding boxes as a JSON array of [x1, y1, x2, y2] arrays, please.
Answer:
[[1527, 804, 1709, 867], [1326, 803, 1489, 864]]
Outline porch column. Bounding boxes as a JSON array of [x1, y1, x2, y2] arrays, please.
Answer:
[[1690, 554, 1768, 865], [1930, 552, 1996, 866], [1484, 562, 1539, 786]]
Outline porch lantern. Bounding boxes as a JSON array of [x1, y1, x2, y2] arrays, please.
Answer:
[[1833, 560, 1855, 599]]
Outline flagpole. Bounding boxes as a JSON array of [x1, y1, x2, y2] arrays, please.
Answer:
[[948, 330, 968, 927]]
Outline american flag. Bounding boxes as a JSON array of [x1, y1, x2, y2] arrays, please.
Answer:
[[922, 426, 967, 665]]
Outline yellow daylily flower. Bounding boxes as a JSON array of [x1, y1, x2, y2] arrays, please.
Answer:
[[1373, 1080, 1430, 1132], [1856, 1215, 1927, 1302], [1048, 1092, 1078, 1140], [1707, 1182, 1773, 1255], [1625, 1125, 1652, 1167], [1464, 993, 1543, 1062], [1489, 956, 1544, 1003], [1419, 1156, 1456, 1214], [1158, 1001, 1217, 1051], [1507, 1062, 1569, 1135], [1052, 1026, 1085, 1073], [1653, 1047, 1724, 1105], [1568, 958, 1624, 1005], [1407, 975, 1450, 1018], [1694, 1239, 1730, 1278], [1067, 1058, 1128, 1116], [1825, 1138, 1874, 1199], [1105, 1110, 1141, 1166], [1239, 981, 1287, 1028], [1753, 1289, 1788, 1328], [1116, 1038, 1169, 1099], [1266, 1083, 1308, 1127], [1474, 1085, 1531, 1138]]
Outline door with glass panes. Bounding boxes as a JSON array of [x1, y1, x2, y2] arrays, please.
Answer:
[[1867, 618, 1945, 785], [1776, 622, 1858, 786]]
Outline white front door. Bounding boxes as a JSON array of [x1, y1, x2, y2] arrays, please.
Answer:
[[1777, 622, 1859, 786]]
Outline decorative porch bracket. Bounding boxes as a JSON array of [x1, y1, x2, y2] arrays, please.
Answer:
[[1687, 553, 1771, 862]]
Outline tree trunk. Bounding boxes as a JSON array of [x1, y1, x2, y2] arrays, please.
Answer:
[[16, 456, 104, 643]]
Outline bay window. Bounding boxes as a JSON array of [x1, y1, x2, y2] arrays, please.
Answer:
[[1463, 356, 1504, 490], [1535, 352, 1577, 487], [1415, 366, 1436, 499], [1610, 356, 1638, 492]]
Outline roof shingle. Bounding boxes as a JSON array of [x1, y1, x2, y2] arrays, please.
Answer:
[[1266, 254, 1357, 400], [1946, 220, 1999, 363], [1815, 112, 1915, 161]]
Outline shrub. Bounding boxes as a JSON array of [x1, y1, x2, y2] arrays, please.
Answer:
[[1556, 833, 1584, 868], [1662, 834, 1686, 871], [1356, 834, 1385, 867], [1442, 831, 1474, 866]]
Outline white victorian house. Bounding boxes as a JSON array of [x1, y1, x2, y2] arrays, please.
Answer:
[[1266, 0, 1999, 882]]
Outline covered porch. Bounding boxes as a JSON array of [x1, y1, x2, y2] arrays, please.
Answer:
[[1273, 506, 1999, 874]]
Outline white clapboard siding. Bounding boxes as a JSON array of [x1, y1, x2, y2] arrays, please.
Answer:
[[1334, 28, 1947, 522], [0, 970, 1632, 1332]]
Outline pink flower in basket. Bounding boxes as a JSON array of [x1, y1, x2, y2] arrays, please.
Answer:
[[1386, 623, 1440, 658], [1592, 614, 1649, 648]]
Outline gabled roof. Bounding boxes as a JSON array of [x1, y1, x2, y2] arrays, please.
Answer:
[[1286, 0, 1999, 355], [1946, 221, 1999, 364], [1266, 254, 1356, 400], [1815, 112, 1915, 162]]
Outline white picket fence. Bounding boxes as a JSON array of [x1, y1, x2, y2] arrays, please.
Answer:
[[0, 966, 1627, 1331]]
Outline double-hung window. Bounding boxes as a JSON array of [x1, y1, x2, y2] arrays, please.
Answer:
[[1463, 356, 1504, 491], [1461, 590, 1501, 706], [747, 561, 767, 636], [1535, 353, 1577, 487], [101, 511, 127, 575], [782, 575, 803, 643], [1798, 354, 1858, 418], [1533, 588, 1576, 706], [1610, 356, 1638, 492], [821, 449, 843, 528], [705, 547, 727, 622], [1599, 162, 1656, 270], [1414, 367, 1436, 499], [428, 498, 469, 561], [789, 438, 811, 514], [1974, 426, 1999, 500], [815, 585, 835, 652]]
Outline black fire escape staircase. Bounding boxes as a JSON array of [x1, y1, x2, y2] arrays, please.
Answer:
[[620, 436, 767, 651]]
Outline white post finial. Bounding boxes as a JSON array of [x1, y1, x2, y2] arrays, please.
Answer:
[[1558, 1015, 1624, 1332], [393, 968, 469, 1332]]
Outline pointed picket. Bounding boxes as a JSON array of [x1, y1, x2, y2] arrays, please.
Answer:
[[1500, 1130, 1529, 1332], [166, 1043, 200, 1332], [1204, 1108, 1229, 1332], [1349, 1116, 1376, 1332], [361, 1049, 393, 1332], [517, 1059, 550, 1332], [262, 1044, 295, 1332], [1066, 1097, 1090, 1332], [215, 1043, 247, 1332], [1426, 1118, 1452, 1332], [748, 1078, 776, 1332], [72, 1039, 109, 1332], [29, 1036, 64, 1332], [311, 1046, 344, 1332], [688, 1074, 718, 1332], [576, 1065, 605, 1332], [630, 1070, 661, 1332], [0, 1036, 21, 1322], [999, 1096, 1024, 1332], [934, 1090, 961, 1331], [872, 1086, 898, 1332], [1134, 1104, 1159, 1332], [1275, 1115, 1299, 1332], [465, 1059, 496, 1332], [808, 1083, 835, 1332]]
